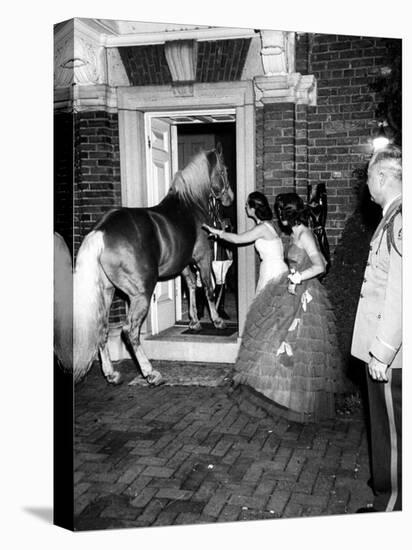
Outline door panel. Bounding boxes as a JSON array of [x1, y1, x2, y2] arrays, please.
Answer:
[[146, 118, 177, 334]]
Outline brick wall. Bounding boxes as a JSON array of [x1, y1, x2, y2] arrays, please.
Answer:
[[72, 110, 124, 323], [296, 33, 400, 249], [196, 39, 251, 82], [259, 103, 296, 205], [295, 33, 309, 75], [118, 40, 251, 86], [73, 111, 121, 252]]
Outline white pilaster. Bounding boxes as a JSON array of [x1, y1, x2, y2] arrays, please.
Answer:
[[260, 30, 295, 75]]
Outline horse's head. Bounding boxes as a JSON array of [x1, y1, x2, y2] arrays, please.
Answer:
[[208, 143, 234, 207]]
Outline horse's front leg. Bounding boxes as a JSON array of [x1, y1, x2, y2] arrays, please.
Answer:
[[197, 259, 226, 329], [123, 293, 163, 386], [181, 266, 201, 331]]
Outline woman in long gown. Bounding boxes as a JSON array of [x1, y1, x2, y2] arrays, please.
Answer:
[[207, 192, 346, 423]]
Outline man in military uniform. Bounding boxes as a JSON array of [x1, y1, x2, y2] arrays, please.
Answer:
[[351, 145, 402, 513]]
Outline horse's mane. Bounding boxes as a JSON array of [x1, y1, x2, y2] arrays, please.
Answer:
[[170, 151, 212, 214]]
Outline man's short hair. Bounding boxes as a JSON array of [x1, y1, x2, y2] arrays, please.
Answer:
[[369, 144, 402, 181]]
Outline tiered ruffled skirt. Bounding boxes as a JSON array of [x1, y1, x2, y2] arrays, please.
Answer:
[[232, 273, 346, 422]]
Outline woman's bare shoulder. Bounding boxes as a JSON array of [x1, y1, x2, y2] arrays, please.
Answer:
[[299, 225, 315, 241], [262, 221, 280, 239]]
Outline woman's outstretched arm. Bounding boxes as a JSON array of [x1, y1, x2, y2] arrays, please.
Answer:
[[202, 223, 267, 245]]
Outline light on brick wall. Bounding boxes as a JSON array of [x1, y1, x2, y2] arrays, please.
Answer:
[[372, 121, 391, 151]]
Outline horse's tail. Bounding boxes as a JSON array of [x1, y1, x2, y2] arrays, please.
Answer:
[[74, 230, 109, 382], [54, 233, 73, 373]]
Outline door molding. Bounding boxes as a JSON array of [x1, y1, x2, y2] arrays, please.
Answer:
[[116, 81, 256, 361]]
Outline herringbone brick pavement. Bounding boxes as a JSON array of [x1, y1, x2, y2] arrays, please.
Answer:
[[73, 360, 373, 530]]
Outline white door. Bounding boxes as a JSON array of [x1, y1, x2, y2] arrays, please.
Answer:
[[145, 117, 180, 334]]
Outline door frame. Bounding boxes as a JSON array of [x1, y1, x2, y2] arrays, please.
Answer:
[[116, 82, 256, 362]]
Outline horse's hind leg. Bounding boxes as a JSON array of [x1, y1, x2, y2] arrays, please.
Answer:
[[196, 257, 226, 329], [99, 248, 162, 387], [181, 266, 201, 331], [98, 286, 122, 384], [123, 293, 163, 387], [99, 343, 121, 384]]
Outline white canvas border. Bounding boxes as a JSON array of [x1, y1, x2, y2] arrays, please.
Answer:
[[2, 1, 409, 549]]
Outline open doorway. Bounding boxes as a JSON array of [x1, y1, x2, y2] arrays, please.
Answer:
[[176, 121, 238, 329], [116, 82, 256, 362], [143, 111, 238, 338]]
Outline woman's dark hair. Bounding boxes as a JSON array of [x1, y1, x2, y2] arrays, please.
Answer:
[[247, 191, 273, 221], [274, 192, 309, 230]]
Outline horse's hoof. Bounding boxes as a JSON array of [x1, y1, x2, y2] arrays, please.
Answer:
[[214, 319, 227, 329], [107, 371, 122, 385], [146, 370, 164, 386], [188, 321, 201, 332]]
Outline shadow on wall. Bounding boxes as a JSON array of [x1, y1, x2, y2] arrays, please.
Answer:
[[324, 165, 380, 389]]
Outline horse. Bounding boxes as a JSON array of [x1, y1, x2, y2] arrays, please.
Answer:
[[73, 143, 234, 386]]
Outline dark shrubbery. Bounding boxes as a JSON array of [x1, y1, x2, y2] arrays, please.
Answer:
[[324, 171, 381, 388]]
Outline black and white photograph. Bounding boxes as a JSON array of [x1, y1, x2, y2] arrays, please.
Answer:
[[53, 13, 404, 530], [3, 1, 410, 548]]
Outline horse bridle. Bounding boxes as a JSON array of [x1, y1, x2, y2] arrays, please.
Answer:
[[209, 150, 230, 201]]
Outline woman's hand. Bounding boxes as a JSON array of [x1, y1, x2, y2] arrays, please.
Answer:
[[288, 271, 302, 285], [202, 224, 223, 237]]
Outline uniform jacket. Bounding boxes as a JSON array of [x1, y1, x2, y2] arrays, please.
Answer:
[[351, 196, 402, 368]]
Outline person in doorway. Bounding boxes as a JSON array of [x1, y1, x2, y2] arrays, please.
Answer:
[[203, 191, 286, 295], [196, 199, 233, 320], [212, 215, 234, 320], [204, 191, 346, 422], [351, 145, 402, 513]]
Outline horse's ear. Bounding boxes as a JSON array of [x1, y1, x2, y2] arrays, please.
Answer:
[[216, 142, 223, 156], [206, 150, 216, 168]]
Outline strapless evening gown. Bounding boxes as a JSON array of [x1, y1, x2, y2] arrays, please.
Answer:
[[254, 222, 288, 294]]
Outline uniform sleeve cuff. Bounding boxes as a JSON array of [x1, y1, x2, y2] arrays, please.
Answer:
[[370, 336, 397, 365]]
